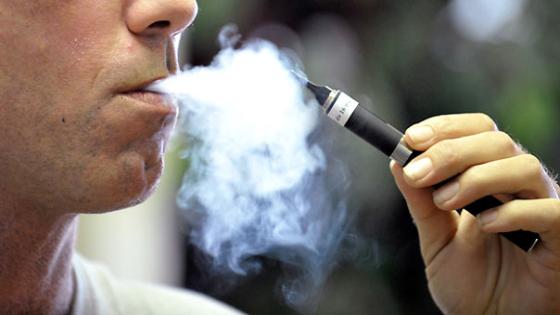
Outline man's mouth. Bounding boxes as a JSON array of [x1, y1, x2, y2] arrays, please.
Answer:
[[117, 75, 177, 113], [121, 90, 175, 110]]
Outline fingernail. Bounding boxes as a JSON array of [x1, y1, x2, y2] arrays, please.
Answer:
[[478, 209, 498, 226], [433, 181, 460, 205], [404, 158, 433, 181], [407, 125, 434, 144]]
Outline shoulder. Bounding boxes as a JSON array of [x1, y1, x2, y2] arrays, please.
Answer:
[[71, 253, 245, 315]]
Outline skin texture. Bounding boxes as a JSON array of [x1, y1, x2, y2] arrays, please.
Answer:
[[0, 0, 197, 314], [391, 113, 560, 315]]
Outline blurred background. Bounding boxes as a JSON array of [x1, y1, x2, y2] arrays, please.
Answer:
[[77, 0, 560, 314]]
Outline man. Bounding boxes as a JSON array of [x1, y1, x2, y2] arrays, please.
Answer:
[[0, 0, 242, 314], [0, 1, 558, 315]]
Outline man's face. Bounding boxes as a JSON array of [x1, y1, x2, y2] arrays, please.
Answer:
[[0, 0, 197, 213]]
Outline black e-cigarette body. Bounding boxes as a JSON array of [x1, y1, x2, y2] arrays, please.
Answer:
[[305, 79, 540, 252]]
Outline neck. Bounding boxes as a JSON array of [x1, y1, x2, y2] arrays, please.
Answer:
[[0, 196, 77, 315]]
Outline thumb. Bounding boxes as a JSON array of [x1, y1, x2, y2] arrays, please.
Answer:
[[390, 161, 459, 264]]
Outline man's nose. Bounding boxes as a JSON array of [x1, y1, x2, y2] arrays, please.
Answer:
[[126, 0, 198, 37]]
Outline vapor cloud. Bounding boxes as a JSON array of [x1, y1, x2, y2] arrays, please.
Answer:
[[150, 26, 349, 310]]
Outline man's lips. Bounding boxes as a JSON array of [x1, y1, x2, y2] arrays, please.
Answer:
[[120, 90, 177, 113]]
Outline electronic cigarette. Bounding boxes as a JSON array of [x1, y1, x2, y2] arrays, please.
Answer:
[[301, 77, 540, 252]]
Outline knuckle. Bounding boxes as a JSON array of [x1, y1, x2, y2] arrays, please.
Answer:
[[475, 113, 498, 131], [460, 166, 487, 196], [432, 139, 460, 168], [521, 154, 545, 181], [435, 117, 458, 139], [494, 131, 520, 155]]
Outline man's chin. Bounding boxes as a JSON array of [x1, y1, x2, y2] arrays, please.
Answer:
[[81, 154, 165, 214], [117, 155, 164, 209], [124, 161, 164, 208]]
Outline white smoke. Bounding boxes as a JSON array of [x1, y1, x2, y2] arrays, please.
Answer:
[[150, 26, 349, 310]]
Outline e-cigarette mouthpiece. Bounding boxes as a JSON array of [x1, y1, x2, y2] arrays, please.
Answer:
[[301, 76, 540, 253], [302, 77, 415, 166]]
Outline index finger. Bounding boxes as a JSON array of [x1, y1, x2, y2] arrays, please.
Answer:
[[404, 113, 498, 151]]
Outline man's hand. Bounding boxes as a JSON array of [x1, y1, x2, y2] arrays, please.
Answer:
[[390, 113, 560, 315]]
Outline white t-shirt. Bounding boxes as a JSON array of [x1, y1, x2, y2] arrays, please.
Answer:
[[70, 254, 245, 315]]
